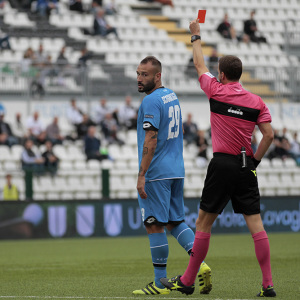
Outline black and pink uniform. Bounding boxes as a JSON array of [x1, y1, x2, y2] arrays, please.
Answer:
[[199, 72, 272, 215]]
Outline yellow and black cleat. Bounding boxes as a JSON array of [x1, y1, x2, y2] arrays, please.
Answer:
[[198, 262, 212, 294], [132, 282, 170, 295]]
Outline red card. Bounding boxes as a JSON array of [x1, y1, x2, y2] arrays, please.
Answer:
[[198, 10, 206, 23]]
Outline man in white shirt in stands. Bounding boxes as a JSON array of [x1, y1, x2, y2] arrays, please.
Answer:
[[26, 111, 46, 145], [117, 95, 137, 130], [66, 98, 84, 128]]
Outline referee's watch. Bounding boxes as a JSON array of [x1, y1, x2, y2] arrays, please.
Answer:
[[191, 35, 201, 43]]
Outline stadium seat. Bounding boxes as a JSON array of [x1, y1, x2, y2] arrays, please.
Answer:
[[38, 177, 54, 193], [34, 191, 47, 200], [89, 191, 101, 199], [46, 192, 61, 200], [3, 161, 20, 171], [107, 144, 122, 160], [0, 146, 11, 162], [258, 158, 271, 169], [114, 160, 128, 170], [53, 176, 69, 193], [271, 158, 284, 169], [68, 176, 83, 192], [74, 191, 88, 200]]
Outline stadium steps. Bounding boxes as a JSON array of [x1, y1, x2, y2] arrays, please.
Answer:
[[241, 71, 277, 97], [243, 83, 276, 97], [144, 15, 213, 56]]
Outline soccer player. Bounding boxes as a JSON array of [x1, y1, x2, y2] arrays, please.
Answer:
[[132, 56, 212, 295], [160, 20, 276, 298]]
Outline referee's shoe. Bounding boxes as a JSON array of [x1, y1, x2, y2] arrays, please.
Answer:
[[160, 275, 195, 295], [198, 262, 212, 294]]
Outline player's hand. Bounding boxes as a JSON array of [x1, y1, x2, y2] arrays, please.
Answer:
[[137, 175, 147, 199], [189, 19, 200, 35]]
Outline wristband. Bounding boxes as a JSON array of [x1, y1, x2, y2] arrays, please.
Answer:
[[191, 35, 201, 43], [252, 157, 261, 168]]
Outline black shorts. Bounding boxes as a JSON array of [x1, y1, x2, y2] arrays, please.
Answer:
[[201, 152, 260, 215]]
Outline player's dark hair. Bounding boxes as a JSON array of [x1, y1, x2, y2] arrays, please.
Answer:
[[219, 55, 242, 81], [140, 56, 162, 73]]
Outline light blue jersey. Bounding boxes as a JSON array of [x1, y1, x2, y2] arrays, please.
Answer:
[[137, 87, 185, 181]]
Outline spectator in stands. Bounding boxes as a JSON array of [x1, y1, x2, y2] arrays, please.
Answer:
[[66, 98, 84, 129], [30, 44, 49, 98], [56, 46, 71, 86], [244, 10, 267, 43], [26, 111, 47, 145], [90, 0, 102, 14], [21, 139, 45, 175], [102, 113, 124, 145], [195, 130, 208, 168], [36, 0, 58, 18], [0, 30, 11, 51], [138, 0, 174, 7], [94, 98, 116, 126], [289, 132, 300, 164], [118, 95, 138, 130], [208, 48, 219, 77], [93, 8, 120, 39], [183, 113, 198, 145], [77, 47, 93, 84], [12, 112, 27, 144], [20, 47, 38, 78], [33, 44, 47, 68], [84, 125, 108, 161], [39, 54, 57, 89], [42, 140, 59, 176], [69, 0, 84, 13], [56, 46, 68, 66], [2, 174, 19, 201], [217, 13, 238, 42], [267, 129, 291, 160], [0, 111, 18, 147], [104, 0, 117, 15], [77, 113, 96, 140], [78, 47, 93, 69], [46, 116, 64, 145]]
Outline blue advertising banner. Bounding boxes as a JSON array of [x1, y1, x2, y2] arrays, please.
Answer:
[[0, 197, 299, 239]]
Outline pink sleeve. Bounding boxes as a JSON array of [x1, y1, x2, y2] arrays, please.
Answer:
[[257, 100, 272, 124], [199, 72, 222, 99]]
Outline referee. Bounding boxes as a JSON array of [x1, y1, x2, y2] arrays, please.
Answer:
[[160, 19, 276, 298]]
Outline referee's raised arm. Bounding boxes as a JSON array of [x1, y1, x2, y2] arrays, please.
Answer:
[[189, 19, 209, 78]]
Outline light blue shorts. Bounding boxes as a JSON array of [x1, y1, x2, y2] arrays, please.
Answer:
[[138, 178, 185, 225]]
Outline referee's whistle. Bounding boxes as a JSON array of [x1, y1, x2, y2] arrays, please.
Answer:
[[241, 147, 247, 168]]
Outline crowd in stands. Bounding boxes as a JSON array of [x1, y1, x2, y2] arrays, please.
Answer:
[[182, 112, 300, 168], [19, 43, 94, 97], [216, 10, 267, 44], [0, 97, 139, 178], [1, 98, 300, 200]]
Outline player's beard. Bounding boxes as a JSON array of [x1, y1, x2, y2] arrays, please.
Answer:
[[138, 80, 156, 93]]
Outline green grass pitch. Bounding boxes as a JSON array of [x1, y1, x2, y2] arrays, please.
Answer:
[[0, 232, 299, 300]]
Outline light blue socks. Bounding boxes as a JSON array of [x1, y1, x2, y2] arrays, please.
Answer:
[[148, 232, 169, 289]]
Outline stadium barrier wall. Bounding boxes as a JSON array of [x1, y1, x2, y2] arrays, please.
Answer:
[[0, 197, 299, 239]]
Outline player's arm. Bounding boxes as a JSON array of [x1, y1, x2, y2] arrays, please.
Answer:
[[137, 128, 158, 199], [253, 122, 274, 165], [189, 19, 209, 78]]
